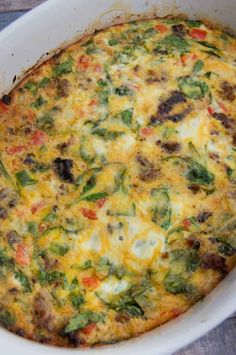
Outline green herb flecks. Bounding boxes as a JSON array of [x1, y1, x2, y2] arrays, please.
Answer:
[[65, 311, 103, 333], [114, 86, 133, 96], [15, 170, 37, 187], [0, 158, 11, 181], [31, 95, 47, 110], [91, 128, 124, 141], [193, 59, 204, 73], [0, 310, 16, 328], [50, 243, 69, 256], [164, 272, 196, 295], [24, 81, 38, 95], [179, 77, 209, 99], [120, 108, 133, 127], [151, 188, 171, 230], [53, 57, 74, 76], [157, 34, 190, 54], [15, 271, 32, 292]]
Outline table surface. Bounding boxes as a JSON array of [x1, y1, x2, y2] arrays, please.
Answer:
[[0, 1, 235, 354]]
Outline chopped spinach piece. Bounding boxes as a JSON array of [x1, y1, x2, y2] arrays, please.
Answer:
[[151, 187, 171, 230], [164, 272, 188, 294], [97, 79, 109, 87], [86, 42, 100, 54], [80, 192, 107, 202], [82, 176, 96, 194], [50, 243, 69, 256], [43, 211, 57, 222], [39, 77, 50, 88], [158, 34, 190, 54], [15, 271, 32, 292], [96, 281, 150, 318], [144, 27, 157, 37], [24, 81, 38, 95], [70, 277, 79, 290], [0, 158, 11, 181], [171, 248, 200, 273], [91, 128, 124, 141], [30, 161, 49, 173], [218, 243, 236, 256], [99, 89, 110, 105], [53, 57, 73, 76], [164, 156, 214, 186], [185, 20, 202, 28], [79, 259, 93, 270], [193, 59, 204, 73], [179, 77, 209, 99], [203, 49, 221, 58], [95, 256, 112, 279], [185, 160, 214, 186], [108, 38, 119, 46], [65, 311, 103, 333], [70, 291, 85, 309], [114, 168, 127, 193], [215, 238, 236, 256], [107, 202, 136, 217], [197, 41, 220, 51], [27, 221, 38, 237], [120, 108, 133, 127], [114, 86, 133, 96], [31, 95, 47, 109], [38, 270, 66, 285], [36, 112, 54, 133], [15, 170, 37, 187], [79, 144, 96, 165], [0, 248, 14, 269], [0, 310, 15, 328], [106, 131, 124, 140]]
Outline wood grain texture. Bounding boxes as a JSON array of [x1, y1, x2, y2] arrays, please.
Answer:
[[0, 0, 45, 12], [0, 7, 235, 355]]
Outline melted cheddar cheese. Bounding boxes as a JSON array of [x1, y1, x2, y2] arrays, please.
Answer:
[[0, 17, 236, 347]]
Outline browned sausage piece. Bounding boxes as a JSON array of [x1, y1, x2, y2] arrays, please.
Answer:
[[219, 81, 235, 102], [160, 141, 181, 153], [201, 253, 226, 273]]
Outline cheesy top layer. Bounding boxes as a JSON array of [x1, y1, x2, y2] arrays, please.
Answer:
[[0, 18, 236, 347]]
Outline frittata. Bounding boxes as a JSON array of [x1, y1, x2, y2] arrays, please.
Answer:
[[0, 17, 236, 347]]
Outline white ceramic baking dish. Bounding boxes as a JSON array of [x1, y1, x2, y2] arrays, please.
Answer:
[[0, 1, 235, 354]]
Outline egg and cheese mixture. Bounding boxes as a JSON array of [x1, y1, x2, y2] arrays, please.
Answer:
[[0, 18, 236, 347]]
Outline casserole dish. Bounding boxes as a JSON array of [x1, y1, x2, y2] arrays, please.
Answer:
[[0, 0, 236, 354]]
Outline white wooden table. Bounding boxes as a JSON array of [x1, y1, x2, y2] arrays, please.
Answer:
[[0, 1, 235, 354]]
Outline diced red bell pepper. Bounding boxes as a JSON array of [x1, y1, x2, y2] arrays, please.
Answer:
[[16, 244, 29, 266], [0, 101, 9, 112], [88, 98, 98, 106], [181, 53, 198, 65], [81, 208, 97, 220], [140, 127, 153, 137], [78, 55, 90, 69], [189, 28, 207, 40], [6, 145, 27, 155], [82, 276, 100, 288], [96, 198, 107, 208], [182, 218, 191, 229], [80, 322, 96, 335], [155, 24, 168, 33], [31, 130, 45, 145], [207, 106, 214, 115], [31, 200, 45, 214]]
